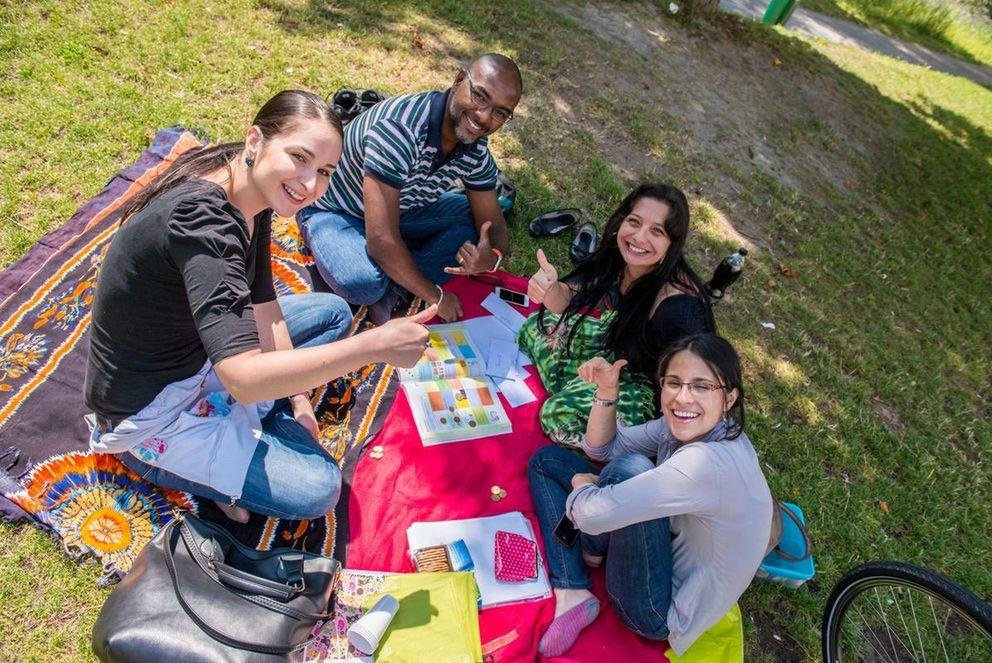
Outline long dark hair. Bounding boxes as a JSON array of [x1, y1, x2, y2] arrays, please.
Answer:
[[538, 183, 714, 375], [116, 90, 343, 221], [657, 332, 745, 440]]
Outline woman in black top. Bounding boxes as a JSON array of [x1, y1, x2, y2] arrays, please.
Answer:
[[86, 90, 435, 522], [518, 183, 714, 448]]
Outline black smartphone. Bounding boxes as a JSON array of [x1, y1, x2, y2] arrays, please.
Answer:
[[553, 513, 580, 547]]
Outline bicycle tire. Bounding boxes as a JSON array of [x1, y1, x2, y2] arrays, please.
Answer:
[[822, 560, 992, 662]]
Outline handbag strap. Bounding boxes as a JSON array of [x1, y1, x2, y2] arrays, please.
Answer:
[[771, 500, 812, 562], [162, 517, 326, 655]]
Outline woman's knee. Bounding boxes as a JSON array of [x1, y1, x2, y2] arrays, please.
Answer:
[[292, 459, 342, 519], [611, 594, 670, 641], [599, 453, 654, 486], [528, 444, 577, 475], [311, 293, 354, 337]]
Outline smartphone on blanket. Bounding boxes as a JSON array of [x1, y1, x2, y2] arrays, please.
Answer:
[[554, 514, 580, 547], [495, 287, 529, 308]]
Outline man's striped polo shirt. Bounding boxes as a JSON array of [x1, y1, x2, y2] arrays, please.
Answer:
[[314, 89, 498, 218]]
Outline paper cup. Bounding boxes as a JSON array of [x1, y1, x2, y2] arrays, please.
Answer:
[[347, 593, 400, 654]]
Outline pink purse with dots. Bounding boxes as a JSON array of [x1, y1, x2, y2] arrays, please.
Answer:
[[493, 530, 538, 582]]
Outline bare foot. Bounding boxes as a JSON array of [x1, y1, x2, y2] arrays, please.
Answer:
[[214, 501, 250, 523]]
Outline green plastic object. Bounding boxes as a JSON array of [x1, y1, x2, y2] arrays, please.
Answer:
[[762, 0, 798, 25]]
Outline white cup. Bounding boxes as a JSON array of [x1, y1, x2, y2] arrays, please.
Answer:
[[347, 593, 400, 655]]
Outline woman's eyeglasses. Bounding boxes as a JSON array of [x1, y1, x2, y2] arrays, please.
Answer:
[[660, 377, 726, 396]]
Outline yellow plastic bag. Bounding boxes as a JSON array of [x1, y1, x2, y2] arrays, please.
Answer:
[[374, 571, 483, 662], [665, 603, 743, 663]]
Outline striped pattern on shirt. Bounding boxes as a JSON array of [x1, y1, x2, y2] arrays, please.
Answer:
[[314, 90, 498, 218]]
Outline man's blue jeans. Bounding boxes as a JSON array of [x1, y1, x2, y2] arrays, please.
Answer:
[[528, 445, 673, 640], [296, 193, 477, 305], [119, 292, 352, 520]]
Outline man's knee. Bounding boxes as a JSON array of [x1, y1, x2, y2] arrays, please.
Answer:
[[599, 454, 654, 486], [322, 266, 389, 306]]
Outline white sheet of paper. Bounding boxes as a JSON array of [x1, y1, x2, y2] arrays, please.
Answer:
[[407, 512, 551, 608], [481, 292, 528, 335], [462, 316, 531, 367], [495, 375, 537, 407], [486, 339, 537, 407], [486, 339, 519, 380]]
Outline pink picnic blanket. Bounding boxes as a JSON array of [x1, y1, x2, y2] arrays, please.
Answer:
[[345, 273, 669, 662]]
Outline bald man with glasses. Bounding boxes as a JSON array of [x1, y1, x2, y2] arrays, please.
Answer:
[[297, 53, 523, 323]]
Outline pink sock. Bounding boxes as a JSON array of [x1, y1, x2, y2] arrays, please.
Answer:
[[538, 597, 600, 657]]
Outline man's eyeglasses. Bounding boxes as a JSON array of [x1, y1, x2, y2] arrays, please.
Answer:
[[660, 377, 726, 396], [464, 71, 514, 125]]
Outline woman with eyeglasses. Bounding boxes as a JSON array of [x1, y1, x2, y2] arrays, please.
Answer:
[[518, 183, 715, 450], [528, 333, 772, 657]]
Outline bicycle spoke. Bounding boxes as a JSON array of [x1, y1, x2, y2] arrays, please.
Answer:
[[890, 585, 922, 662], [870, 585, 922, 662], [927, 596, 950, 662], [905, 587, 927, 662], [853, 602, 897, 663]]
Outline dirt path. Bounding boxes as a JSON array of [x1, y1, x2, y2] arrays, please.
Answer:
[[720, 0, 992, 87]]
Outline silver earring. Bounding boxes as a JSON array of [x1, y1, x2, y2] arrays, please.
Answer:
[[245, 156, 254, 167]]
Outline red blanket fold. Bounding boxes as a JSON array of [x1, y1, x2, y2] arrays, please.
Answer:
[[346, 274, 668, 662]]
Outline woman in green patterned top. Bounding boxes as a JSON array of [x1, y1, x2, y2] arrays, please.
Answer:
[[518, 183, 714, 449]]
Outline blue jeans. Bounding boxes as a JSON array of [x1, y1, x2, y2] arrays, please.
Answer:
[[528, 446, 673, 640], [297, 193, 477, 305], [119, 292, 352, 520]]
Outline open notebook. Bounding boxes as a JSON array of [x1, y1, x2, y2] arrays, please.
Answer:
[[397, 322, 512, 445]]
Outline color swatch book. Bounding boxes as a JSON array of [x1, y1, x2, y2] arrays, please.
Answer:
[[397, 322, 511, 445]]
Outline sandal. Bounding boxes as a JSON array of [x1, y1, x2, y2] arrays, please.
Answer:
[[569, 221, 599, 264], [528, 208, 582, 238], [358, 88, 387, 112], [329, 87, 359, 122]]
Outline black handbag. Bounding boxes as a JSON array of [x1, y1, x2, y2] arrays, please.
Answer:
[[92, 511, 339, 662]]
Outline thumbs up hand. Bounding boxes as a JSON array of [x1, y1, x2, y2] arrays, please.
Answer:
[[577, 357, 628, 395], [445, 221, 497, 275], [375, 305, 439, 367], [527, 249, 560, 305]]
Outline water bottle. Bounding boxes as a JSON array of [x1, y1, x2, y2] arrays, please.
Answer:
[[706, 247, 747, 300]]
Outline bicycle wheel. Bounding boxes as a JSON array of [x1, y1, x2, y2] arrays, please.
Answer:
[[822, 560, 992, 662]]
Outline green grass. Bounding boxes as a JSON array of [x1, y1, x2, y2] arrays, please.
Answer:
[[2, 0, 991, 660], [801, 0, 992, 66]]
